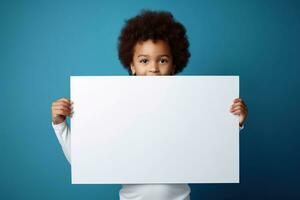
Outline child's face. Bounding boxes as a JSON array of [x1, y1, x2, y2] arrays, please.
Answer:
[[130, 40, 175, 76]]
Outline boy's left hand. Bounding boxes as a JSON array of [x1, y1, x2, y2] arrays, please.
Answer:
[[230, 98, 248, 127]]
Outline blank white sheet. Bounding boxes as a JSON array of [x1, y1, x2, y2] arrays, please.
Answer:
[[70, 76, 239, 184]]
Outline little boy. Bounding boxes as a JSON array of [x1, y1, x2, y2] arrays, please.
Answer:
[[51, 10, 248, 200]]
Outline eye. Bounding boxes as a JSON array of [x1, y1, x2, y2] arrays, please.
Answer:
[[159, 58, 168, 64], [139, 58, 148, 64]]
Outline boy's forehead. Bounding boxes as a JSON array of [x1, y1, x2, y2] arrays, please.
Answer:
[[134, 39, 171, 56]]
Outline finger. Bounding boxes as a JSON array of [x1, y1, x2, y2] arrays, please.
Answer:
[[57, 98, 72, 105], [52, 105, 72, 112], [59, 97, 71, 102], [231, 102, 243, 108], [59, 98, 71, 104], [230, 104, 246, 111], [53, 109, 72, 116], [53, 107, 72, 113], [53, 101, 71, 108], [234, 103, 248, 112], [231, 108, 247, 115], [234, 98, 246, 106], [232, 110, 242, 115], [233, 98, 242, 103], [231, 104, 246, 111], [232, 101, 247, 108], [230, 108, 246, 115], [230, 107, 246, 113], [235, 99, 247, 108]]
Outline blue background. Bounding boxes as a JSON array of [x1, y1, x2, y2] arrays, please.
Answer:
[[1, 0, 299, 199]]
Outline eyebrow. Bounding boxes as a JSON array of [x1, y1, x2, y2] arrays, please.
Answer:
[[137, 55, 170, 58]]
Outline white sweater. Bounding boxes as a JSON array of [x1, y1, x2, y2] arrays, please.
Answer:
[[52, 121, 244, 199], [52, 121, 191, 200]]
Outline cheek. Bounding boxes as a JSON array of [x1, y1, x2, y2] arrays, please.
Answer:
[[161, 64, 175, 73], [134, 65, 147, 75]]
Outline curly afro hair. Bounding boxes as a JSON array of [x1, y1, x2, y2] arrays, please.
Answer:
[[118, 10, 190, 75]]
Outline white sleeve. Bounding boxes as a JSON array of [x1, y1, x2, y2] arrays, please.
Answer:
[[52, 121, 71, 164], [239, 124, 244, 131]]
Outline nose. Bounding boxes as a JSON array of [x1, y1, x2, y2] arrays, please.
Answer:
[[149, 62, 159, 73]]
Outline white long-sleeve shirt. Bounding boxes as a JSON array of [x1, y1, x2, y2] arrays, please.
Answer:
[[52, 121, 191, 200]]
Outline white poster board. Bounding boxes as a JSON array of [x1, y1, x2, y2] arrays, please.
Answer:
[[70, 76, 239, 184]]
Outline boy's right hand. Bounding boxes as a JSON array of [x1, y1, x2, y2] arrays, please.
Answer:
[[51, 98, 73, 125]]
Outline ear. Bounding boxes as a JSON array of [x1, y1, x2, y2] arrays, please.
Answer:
[[130, 63, 136, 75]]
